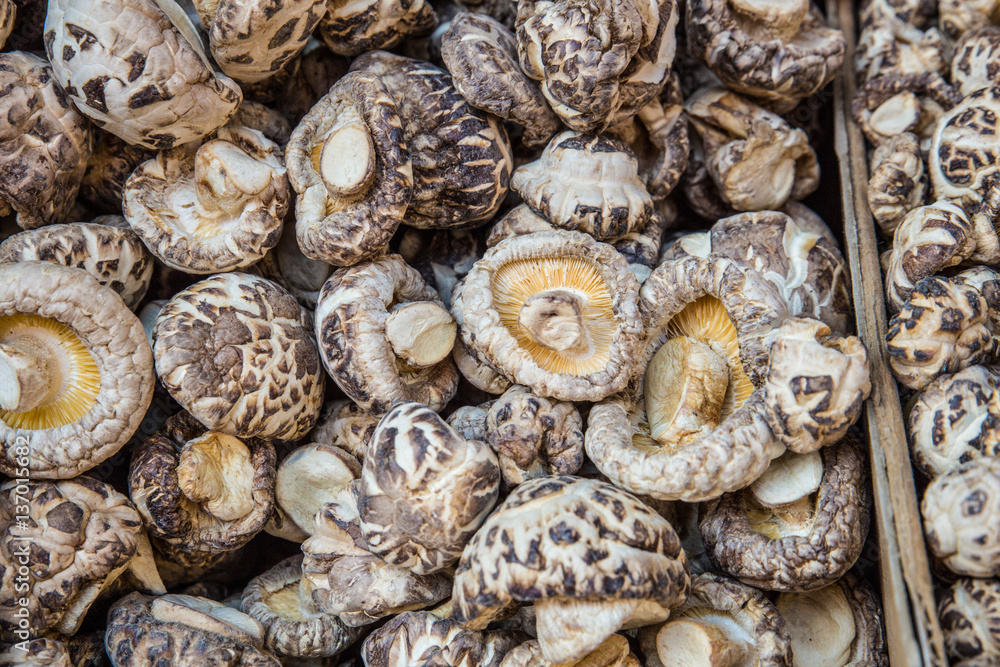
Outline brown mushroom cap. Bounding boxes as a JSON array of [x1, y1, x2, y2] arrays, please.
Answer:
[[930, 84, 1000, 208], [700, 437, 870, 592], [78, 130, 156, 214], [952, 27, 1000, 98], [452, 476, 689, 664], [939, 577, 1000, 666], [0, 52, 93, 231], [307, 399, 380, 461], [502, 635, 641, 667], [317, 0, 437, 57], [314, 254, 459, 415], [0, 638, 72, 666], [43, 0, 242, 150], [0, 0, 13, 50], [867, 132, 927, 237], [153, 272, 324, 440]]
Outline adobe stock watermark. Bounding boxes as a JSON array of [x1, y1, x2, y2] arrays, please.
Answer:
[[8, 434, 35, 655]]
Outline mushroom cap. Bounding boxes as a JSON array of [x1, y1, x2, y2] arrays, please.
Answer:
[[923, 456, 1000, 577], [939, 0, 1000, 40], [852, 71, 960, 147], [314, 254, 459, 415], [0, 0, 13, 50], [253, 221, 334, 311], [0, 476, 144, 639], [930, 84, 1000, 208], [512, 131, 654, 240], [0, 52, 93, 230], [274, 441, 360, 538], [79, 130, 157, 214], [241, 555, 361, 658], [855, 20, 948, 86], [700, 436, 870, 591], [859, 0, 936, 29], [350, 51, 512, 230], [685, 0, 844, 110], [952, 26, 1000, 97], [359, 403, 500, 575], [867, 132, 927, 236], [286, 70, 412, 267], [502, 635, 640, 667], [452, 475, 690, 630], [105, 592, 281, 666], [123, 124, 290, 274], [0, 261, 154, 479], [939, 577, 1000, 666], [441, 12, 560, 150], [0, 222, 153, 310], [43, 0, 242, 150], [453, 230, 644, 402], [909, 366, 1000, 478], [0, 638, 72, 666], [307, 399, 380, 461], [317, 0, 437, 57], [153, 272, 324, 440]]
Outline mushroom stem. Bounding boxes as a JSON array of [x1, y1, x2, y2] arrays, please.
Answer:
[[534, 596, 640, 664], [318, 122, 376, 198], [0, 337, 61, 413], [176, 434, 257, 522], [655, 618, 750, 667], [384, 301, 457, 368], [518, 289, 591, 355]]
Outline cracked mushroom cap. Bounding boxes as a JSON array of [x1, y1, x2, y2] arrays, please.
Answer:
[[0, 476, 152, 639], [123, 124, 290, 273], [952, 27, 1000, 97], [128, 414, 276, 553], [271, 441, 360, 540], [939, 577, 1000, 666], [501, 635, 640, 667], [78, 130, 156, 214], [350, 51, 512, 230], [441, 12, 559, 150], [700, 437, 870, 591], [0, 221, 153, 310], [640, 573, 792, 667], [685, 0, 844, 111], [43, 0, 242, 150], [0, 52, 93, 231], [923, 456, 1000, 577], [359, 402, 500, 575], [908, 366, 1000, 478], [486, 384, 584, 486], [930, 84, 1000, 208], [511, 131, 654, 241], [0, 261, 154, 479], [775, 573, 888, 667], [241, 555, 361, 659], [515, 0, 679, 134], [286, 70, 412, 267], [686, 88, 819, 212], [453, 230, 643, 402], [153, 272, 324, 440], [452, 476, 690, 665], [317, 0, 436, 57], [867, 132, 927, 236], [105, 592, 280, 667], [314, 254, 459, 415], [0, 638, 72, 666]]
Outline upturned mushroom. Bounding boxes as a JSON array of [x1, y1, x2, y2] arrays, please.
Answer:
[[153, 272, 324, 440], [314, 254, 459, 415], [867, 132, 927, 236], [452, 476, 690, 665], [939, 577, 1000, 666], [268, 441, 359, 542], [317, 0, 436, 57], [700, 437, 870, 591]]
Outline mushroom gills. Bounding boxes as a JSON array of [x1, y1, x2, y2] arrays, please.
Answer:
[[776, 585, 856, 667], [176, 433, 257, 522], [265, 581, 310, 622], [535, 596, 661, 664], [0, 314, 100, 430], [150, 594, 265, 644], [655, 608, 755, 667], [385, 301, 457, 369], [746, 450, 824, 539]]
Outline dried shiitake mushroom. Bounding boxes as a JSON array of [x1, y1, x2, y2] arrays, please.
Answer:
[[855, 19, 947, 85], [253, 222, 334, 311], [952, 26, 1000, 96], [153, 272, 324, 440], [452, 476, 690, 665], [124, 124, 290, 273], [314, 254, 459, 414], [317, 0, 436, 57], [0, 261, 154, 479], [700, 437, 870, 591], [939, 577, 1000, 666], [930, 84, 1000, 208], [308, 398, 380, 461], [939, 0, 1000, 40], [268, 441, 359, 542], [503, 634, 640, 667], [0, 638, 72, 666], [0, 0, 12, 49], [0, 476, 164, 639], [0, 221, 153, 310], [867, 132, 927, 236], [852, 72, 959, 148], [453, 230, 643, 402], [44, 0, 242, 150], [0, 52, 93, 230], [396, 226, 485, 305], [79, 130, 156, 214]]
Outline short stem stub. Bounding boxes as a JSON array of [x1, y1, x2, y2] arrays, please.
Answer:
[[319, 122, 376, 199], [518, 289, 591, 354], [0, 337, 59, 412], [385, 301, 457, 368]]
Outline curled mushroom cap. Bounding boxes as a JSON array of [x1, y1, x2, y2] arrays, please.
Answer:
[[0, 261, 154, 479], [0, 52, 93, 230], [441, 12, 560, 150], [641, 573, 792, 667], [0, 221, 153, 310], [351, 51, 512, 229], [106, 592, 280, 667], [314, 254, 459, 415], [242, 555, 361, 659], [0, 476, 156, 639], [867, 132, 927, 236], [452, 476, 690, 665], [153, 272, 324, 440], [930, 85, 1000, 208], [775, 574, 888, 667], [359, 403, 500, 574], [515, 0, 679, 134], [855, 20, 948, 89], [43, 0, 242, 150], [939, 578, 1000, 666], [685, 0, 844, 111], [511, 131, 654, 240], [286, 70, 412, 267], [317, 0, 436, 57], [700, 437, 870, 591], [123, 125, 290, 273], [0, 638, 71, 666], [923, 456, 1000, 577], [453, 230, 643, 402], [686, 88, 819, 212]]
